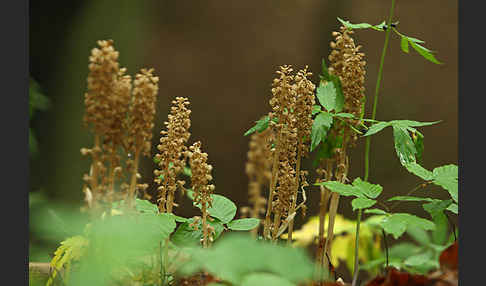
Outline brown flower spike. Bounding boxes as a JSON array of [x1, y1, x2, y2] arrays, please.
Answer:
[[187, 141, 215, 248], [154, 97, 191, 213]]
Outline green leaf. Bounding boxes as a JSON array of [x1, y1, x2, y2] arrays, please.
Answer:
[[334, 112, 355, 119], [410, 41, 442, 64], [431, 212, 449, 245], [432, 165, 458, 202], [310, 112, 333, 152], [391, 120, 441, 128], [227, 218, 260, 231], [187, 190, 237, 223], [316, 81, 337, 111], [405, 36, 425, 44], [316, 181, 364, 198], [171, 217, 224, 247], [244, 116, 274, 136], [320, 58, 331, 81], [387, 196, 436, 202], [179, 234, 314, 284], [422, 199, 453, 216], [351, 197, 376, 211], [337, 17, 373, 29], [392, 125, 417, 165], [364, 121, 391, 136], [381, 213, 435, 239], [447, 203, 458, 214], [330, 76, 345, 112], [406, 225, 430, 246], [312, 105, 321, 115], [403, 252, 433, 267], [241, 273, 296, 286], [404, 162, 434, 181], [364, 209, 388, 215], [411, 131, 424, 164], [400, 36, 409, 53], [135, 199, 159, 214], [352, 178, 383, 198]]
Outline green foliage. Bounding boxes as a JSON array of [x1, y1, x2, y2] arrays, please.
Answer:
[[351, 197, 377, 211], [227, 218, 260, 231], [178, 234, 314, 285], [380, 213, 435, 239], [364, 120, 440, 166], [171, 217, 224, 247], [244, 115, 277, 136], [241, 273, 297, 286], [337, 17, 386, 31], [310, 111, 333, 151], [47, 235, 90, 286], [316, 81, 337, 111], [316, 178, 382, 201], [29, 77, 51, 156], [405, 163, 458, 202], [187, 190, 237, 223]]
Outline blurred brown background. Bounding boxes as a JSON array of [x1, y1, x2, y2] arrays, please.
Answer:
[[30, 0, 457, 225]]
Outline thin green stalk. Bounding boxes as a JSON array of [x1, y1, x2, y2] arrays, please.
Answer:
[[352, 1, 396, 285]]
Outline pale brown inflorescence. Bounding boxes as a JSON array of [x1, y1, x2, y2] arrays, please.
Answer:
[[126, 68, 159, 157], [82, 40, 131, 205], [187, 141, 215, 247], [124, 68, 159, 205], [244, 128, 273, 232], [264, 65, 300, 239], [154, 97, 191, 213], [328, 26, 366, 146], [292, 66, 316, 158]]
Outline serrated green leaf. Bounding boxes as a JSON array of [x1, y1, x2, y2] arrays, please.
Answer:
[[330, 76, 345, 112], [241, 273, 296, 286], [381, 213, 435, 239], [351, 197, 376, 211], [352, 178, 383, 198], [310, 112, 333, 152], [410, 41, 442, 64], [316, 181, 364, 198], [227, 218, 260, 231], [364, 209, 388, 215], [432, 165, 458, 202], [364, 121, 391, 136], [316, 81, 337, 111], [404, 162, 434, 180], [401, 36, 409, 53], [312, 105, 321, 115], [392, 125, 417, 165], [387, 196, 436, 202]]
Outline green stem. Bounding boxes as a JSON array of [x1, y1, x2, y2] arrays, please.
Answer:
[[352, 1, 396, 286]]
